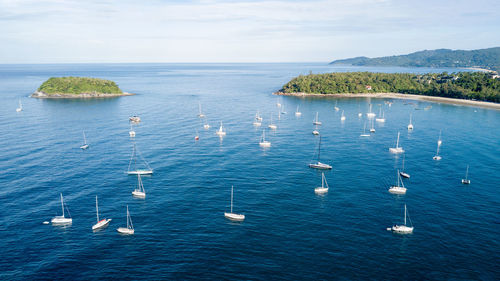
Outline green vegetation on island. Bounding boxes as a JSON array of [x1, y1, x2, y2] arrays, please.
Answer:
[[36, 77, 124, 96], [329, 47, 500, 72], [280, 72, 500, 103]]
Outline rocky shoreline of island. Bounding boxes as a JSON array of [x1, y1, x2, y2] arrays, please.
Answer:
[[274, 91, 500, 110], [31, 91, 135, 99]]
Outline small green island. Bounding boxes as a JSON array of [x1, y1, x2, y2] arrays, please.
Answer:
[[277, 71, 500, 103], [32, 77, 133, 98]]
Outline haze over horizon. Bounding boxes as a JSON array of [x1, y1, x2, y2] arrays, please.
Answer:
[[1, 0, 499, 64]]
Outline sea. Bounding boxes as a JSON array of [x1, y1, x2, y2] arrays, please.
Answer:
[[0, 63, 499, 280]]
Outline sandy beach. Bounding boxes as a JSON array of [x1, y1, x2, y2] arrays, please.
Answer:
[[274, 92, 500, 110]]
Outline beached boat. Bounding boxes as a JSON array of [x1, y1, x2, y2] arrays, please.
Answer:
[[314, 173, 329, 194], [92, 196, 111, 231], [388, 170, 407, 194], [389, 204, 413, 234], [51, 193, 72, 225], [389, 132, 404, 153], [224, 186, 245, 221], [117, 205, 134, 235], [127, 143, 153, 175], [309, 135, 332, 169]]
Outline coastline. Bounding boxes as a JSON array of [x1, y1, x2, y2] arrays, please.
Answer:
[[31, 91, 135, 99], [274, 91, 500, 110]]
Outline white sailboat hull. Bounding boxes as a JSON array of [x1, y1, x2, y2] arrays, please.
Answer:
[[309, 162, 332, 169], [462, 179, 471, 184], [375, 118, 385, 122], [314, 187, 328, 194], [408, 124, 413, 130], [132, 190, 146, 198], [253, 122, 262, 126], [216, 131, 226, 136], [204, 124, 210, 129], [360, 134, 370, 137], [313, 121, 322, 125], [340, 116, 346, 121], [224, 212, 245, 221], [370, 129, 376, 133], [400, 172, 410, 179], [129, 131, 136, 137], [127, 170, 153, 175], [117, 227, 134, 235], [259, 141, 271, 147], [16, 108, 22, 112], [268, 124, 277, 130], [80, 144, 89, 150], [92, 219, 111, 230], [51, 216, 72, 225], [366, 113, 376, 118], [312, 130, 319, 135], [388, 186, 407, 194], [129, 116, 141, 122], [389, 147, 404, 153], [295, 112, 301, 116], [391, 225, 413, 234]]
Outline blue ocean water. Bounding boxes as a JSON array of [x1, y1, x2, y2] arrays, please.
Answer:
[[0, 63, 499, 280]]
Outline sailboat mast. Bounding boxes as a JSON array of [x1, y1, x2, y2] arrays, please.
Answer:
[[466, 165, 469, 179], [396, 132, 400, 148], [404, 205, 407, 226], [126, 205, 130, 229], [230, 186, 234, 213], [318, 136, 322, 162], [60, 193, 65, 217], [83, 131, 87, 144], [96, 196, 99, 222]]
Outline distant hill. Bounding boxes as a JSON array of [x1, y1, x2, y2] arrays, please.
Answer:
[[329, 47, 500, 72], [32, 77, 132, 98]]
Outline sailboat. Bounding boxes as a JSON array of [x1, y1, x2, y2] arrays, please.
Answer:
[[340, 110, 346, 121], [388, 170, 407, 194], [203, 119, 210, 129], [281, 104, 287, 114], [117, 205, 134, 235], [51, 193, 72, 225], [370, 119, 376, 133], [16, 99, 23, 112], [433, 131, 442, 160], [92, 196, 111, 231], [259, 130, 271, 147], [407, 114, 414, 130], [216, 121, 226, 136], [80, 131, 89, 150], [197, 102, 205, 118], [295, 106, 302, 116], [224, 186, 245, 221], [366, 104, 376, 118], [268, 114, 277, 130], [389, 132, 404, 153], [400, 154, 410, 179], [132, 174, 146, 198], [255, 110, 263, 121], [127, 143, 153, 175], [276, 97, 282, 108], [313, 112, 322, 125], [334, 101, 340, 111], [314, 173, 329, 194], [461, 165, 471, 184], [360, 122, 370, 137], [375, 107, 385, 122], [129, 124, 136, 137], [312, 125, 319, 135], [389, 204, 413, 234], [309, 135, 332, 169], [253, 112, 262, 126]]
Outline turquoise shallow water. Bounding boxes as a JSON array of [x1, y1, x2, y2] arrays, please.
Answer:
[[0, 63, 499, 280]]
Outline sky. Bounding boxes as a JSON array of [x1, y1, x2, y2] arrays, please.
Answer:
[[0, 0, 499, 63]]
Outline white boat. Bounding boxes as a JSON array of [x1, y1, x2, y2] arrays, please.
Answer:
[[358, 112, 362, 118], [276, 97, 282, 108], [407, 114, 414, 130], [360, 122, 370, 137], [117, 205, 134, 235], [129, 124, 136, 137], [129, 116, 141, 122], [281, 104, 287, 114], [462, 165, 471, 184], [313, 112, 322, 125], [80, 131, 89, 150], [309, 135, 332, 169], [259, 130, 271, 147], [51, 193, 72, 225], [197, 102, 205, 118], [295, 106, 302, 116], [314, 172, 329, 194], [388, 170, 407, 194], [400, 154, 410, 179], [216, 121, 226, 136], [127, 143, 153, 175], [375, 107, 385, 122], [340, 110, 346, 121], [389, 132, 404, 153], [312, 125, 319, 135], [224, 185, 245, 221], [92, 196, 111, 231], [433, 131, 442, 160], [203, 118, 210, 129], [366, 104, 376, 118], [16, 99, 23, 112], [268, 114, 277, 130], [390, 204, 414, 234], [369, 119, 376, 133], [334, 101, 340, 111], [255, 110, 263, 121], [132, 174, 146, 198]]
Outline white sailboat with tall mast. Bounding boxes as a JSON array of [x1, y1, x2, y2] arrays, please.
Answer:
[[388, 170, 407, 194], [407, 114, 414, 130], [375, 107, 385, 122], [312, 125, 319, 135], [129, 124, 136, 137], [16, 99, 23, 112], [268, 114, 277, 130], [340, 110, 346, 121], [259, 130, 271, 147], [92, 196, 111, 231], [314, 173, 330, 194], [132, 174, 146, 198], [389, 204, 413, 234], [309, 135, 332, 169], [433, 131, 442, 160], [370, 118, 376, 133], [224, 186, 245, 221], [313, 112, 322, 125], [400, 154, 410, 179], [203, 118, 210, 129], [255, 110, 263, 121], [253, 111, 262, 126], [366, 104, 376, 118], [197, 102, 205, 118], [462, 165, 471, 184], [127, 142, 153, 175], [80, 131, 89, 150], [51, 193, 72, 225], [389, 132, 404, 153], [334, 101, 340, 111], [117, 205, 134, 235], [216, 121, 226, 136], [295, 106, 302, 116], [360, 122, 370, 137]]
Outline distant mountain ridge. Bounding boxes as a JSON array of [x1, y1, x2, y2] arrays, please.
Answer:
[[329, 47, 500, 72]]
